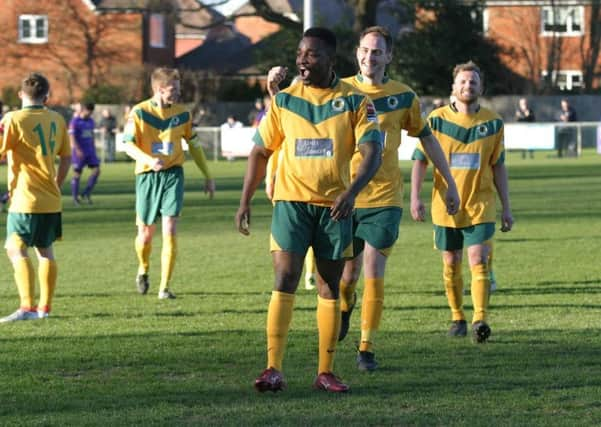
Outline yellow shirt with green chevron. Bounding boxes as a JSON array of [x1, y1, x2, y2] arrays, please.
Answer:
[[0, 106, 70, 213], [123, 99, 199, 174], [254, 75, 381, 206], [343, 74, 430, 208], [413, 104, 504, 228]]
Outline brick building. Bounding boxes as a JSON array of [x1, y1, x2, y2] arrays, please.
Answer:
[[0, 0, 176, 105]]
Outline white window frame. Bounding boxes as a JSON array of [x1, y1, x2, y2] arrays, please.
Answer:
[[18, 14, 48, 44], [541, 70, 583, 91], [541, 5, 584, 36]]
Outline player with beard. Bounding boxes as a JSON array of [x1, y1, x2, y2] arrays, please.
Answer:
[[267, 26, 459, 371], [236, 27, 382, 393], [411, 61, 513, 343]]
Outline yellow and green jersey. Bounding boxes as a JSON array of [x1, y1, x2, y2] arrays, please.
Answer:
[[0, 106, 70, 213], [123, 99, 199, 174], [413, 104, 504, 228], [343, 74, 430, 208], [254, 75, 381, 206]]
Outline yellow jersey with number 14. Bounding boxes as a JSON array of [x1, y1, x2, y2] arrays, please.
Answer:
[[253, 75, 381, 206], [0, 106, 70, 213], [413, 104, 504, 228]]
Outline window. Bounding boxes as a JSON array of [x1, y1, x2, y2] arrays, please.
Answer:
[[541, 70, 584, 91], [18, 15, 48, 44], [149, 14, 165, 48], [541, 6, 583, 35]]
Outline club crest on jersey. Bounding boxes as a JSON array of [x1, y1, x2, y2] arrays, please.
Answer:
[[387, 96, 399, 109], [331, 98, 345, 112], [366, 102, 377, 123], [169, 116, 180, 127], [477, 124, 488, 136]]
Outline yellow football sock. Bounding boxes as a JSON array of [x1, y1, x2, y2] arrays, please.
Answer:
[[159, 235, 177, 292], [444, 261, 464, 321], [12, 257, 35, 310], [359, 277, 384, 353], [317, 296, 340, 374], [266, 291, 295, 371], [38, 259, 57, 313], [135, 239, 152, 275], [471, 263, 490, 323], [339, 279, 358, 312], [305, 247, 316, 274]]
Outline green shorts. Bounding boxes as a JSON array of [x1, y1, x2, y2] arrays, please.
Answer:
[[270, 201, 353, 260], [353, 207, 402, 255], [136, 166, 184, 225], [5, 212, 62, 248], [434, 223, 495, 251]]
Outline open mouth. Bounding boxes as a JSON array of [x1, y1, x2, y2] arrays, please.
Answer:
[[298, 67, 309, 79]]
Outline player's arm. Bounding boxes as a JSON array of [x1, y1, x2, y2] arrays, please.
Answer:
[[266, 66, 288, 97], [493, 161, 513, 232], [123, 142, 163, 171], [187, 136, 215, 199], [419, 133, 459, 215], [56, 155, 71, 188], [68, 132, 83, 158], [236, 144, 272, 235], [331, 139, 381, 221], [410, 154, 428, 222]]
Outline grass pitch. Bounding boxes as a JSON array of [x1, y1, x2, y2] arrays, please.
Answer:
[[0, 150, 600, 426]]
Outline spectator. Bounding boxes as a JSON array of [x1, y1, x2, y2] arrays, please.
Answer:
[[99, 108, 117, 162], [220, 115, 243, 161], [515, 98, 536, 159], [248, 98, 265, 127], [557, 99, 578, 158]]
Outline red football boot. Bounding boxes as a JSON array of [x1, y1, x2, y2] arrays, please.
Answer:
[[313, 372, 349, 393], [254, 368, 286, 392]]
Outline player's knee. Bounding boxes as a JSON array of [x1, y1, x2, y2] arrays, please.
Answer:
[[5, 233, 27, 259]]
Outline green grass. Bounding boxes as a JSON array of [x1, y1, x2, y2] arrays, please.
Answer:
[[0, 149, 600, 426]]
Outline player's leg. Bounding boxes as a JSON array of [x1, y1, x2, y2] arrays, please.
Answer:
[[436, 225, 466, 336], [81, 163, 100, 204], [303, 246, 316, 290], [311, 205, 352, 392], [157, 167, 184, 300], [353, 207, 401, 370], [484, 239, 496, 292], [158, 216, 178, 299], [134, 171, 162, 294], [338, 254, 361, 341], [71, 168, 82, 205], [357, 243, 386, 371], [2, 214, 42, 322], [465, 223, 495, 343], [35, 246, 56, 318], [255, 201, 309, 392]]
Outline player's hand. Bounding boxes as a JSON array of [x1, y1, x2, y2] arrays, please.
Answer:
[[235, 206, 251, 236], [74, 147, 83, 159], [150, 157, 164, 172], [265, 180, 274, 201], [500, 209, 513, 232], [267, 66, 288, 97], [410, 198, 426, 222], [445, 183, 460, 216], [204, 179, 215, 199], [330, 191, 355, 221]]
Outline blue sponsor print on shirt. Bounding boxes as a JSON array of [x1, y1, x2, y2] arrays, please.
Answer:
[[450, 153, 480, 169], [151, 141, 174, 155], [295, 138, 333, 158]]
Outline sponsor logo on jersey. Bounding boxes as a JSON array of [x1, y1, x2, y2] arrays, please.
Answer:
[[295, 138, 333, 157], [450, 152, 480, 169]]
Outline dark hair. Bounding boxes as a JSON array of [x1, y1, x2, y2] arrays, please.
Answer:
[[359, 26, 392, 52], [83, 102, 95, 112], [303, 27, 337, 54], [21, 73, 50, 101]]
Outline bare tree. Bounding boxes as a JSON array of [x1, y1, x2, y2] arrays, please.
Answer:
[[581, 0, 601, 90]]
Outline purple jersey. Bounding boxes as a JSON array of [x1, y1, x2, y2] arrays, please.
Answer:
[[69, 116, 96, 156]]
